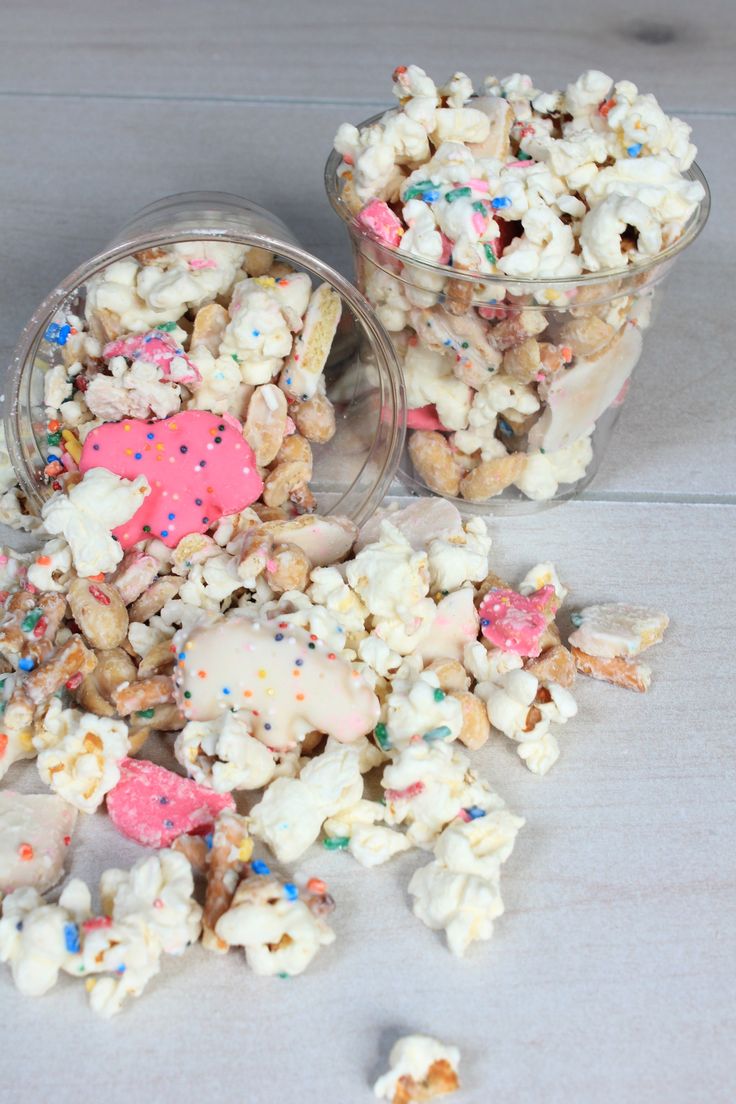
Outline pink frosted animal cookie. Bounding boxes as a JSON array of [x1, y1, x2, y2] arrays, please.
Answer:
[[174, 616, 380, 750], [357, 200, 404, 247], [106, 758, 234, 847], [104, 330, 201, 386], [79, 411, 263, 549], [478, 585, 557, 657]]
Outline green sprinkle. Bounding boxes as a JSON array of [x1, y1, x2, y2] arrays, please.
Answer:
[[136, 708, 155, 719], [570, 613, 584, 627], [21, 609, 43, 633], [374, 722, 391, 751], [472, 200, 487, 213], [308, 642, 316, 650], [539, 447, 546, 454], [517, 150, 532, 161], [461, 341, 469, 349], [323, 836, 350, 851], [445, 186, 472, 202], [403, 180, 434, 200], [484, 244, 497, 265], [46, 432, 62, 446], [184, 691, 192, 700], [433, 688, 446, 702], [231, 354, 240, 362], [155, 321, 177, 332], [143, 525, 151, 533], [277, 971, 290, 979]]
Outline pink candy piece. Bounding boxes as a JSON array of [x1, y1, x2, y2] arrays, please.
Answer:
[[357, 200, 404, 247], [478, 585, 557, 657], [406, 404, 450, 431], [106, 758, 234, 848], [187, 258, 218, 270], [80, 410, 263, 549], [467, 178, 490, 193], [103, 330, 201, 386], [438, 232, 453, 266]]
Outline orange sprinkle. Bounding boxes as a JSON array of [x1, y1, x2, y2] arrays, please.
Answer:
[[156, 443, 164, 451], [35, 555, 52, 566], [18, 843, 34, 861], [292, 670, 300, 677], [295, 693, 305, 701], [48, 419, 60, 432], [197, 670, 207, 679], [243, 690, 252, 698], [89, 573, 105, 581], [307, 877, 327, 895], [123, 424, 132, 432], [0, 733, 7, 757], [168, 423, 178, 430], [125, 448, 133, 456]]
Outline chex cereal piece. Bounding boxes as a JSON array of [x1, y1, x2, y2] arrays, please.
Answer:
[[568, 602, 669, 658]]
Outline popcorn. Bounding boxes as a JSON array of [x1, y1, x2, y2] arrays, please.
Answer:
[[41, 467, 151, 577], [427, 517, 491, 592], [36, 712, 129, 813], [174, 711, 278, 792], [0, 883, 84, 996], [215, 872, 335, 977], [385, 671, 464, 750], [25, 538, 71, 593], [374, 1034, 461, 1102]]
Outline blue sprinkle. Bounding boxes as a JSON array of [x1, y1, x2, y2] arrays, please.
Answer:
[[168, 513, 176, 521], [491, 196, 512, 209], [178, 652, 186, 661], [44, 323, 61, 343], [464, 806, 487, 820], [295, 659, 304, 667], [424, 189, 440, 202], [180, 445, 188, 453], [252, 859, 270, 875], [204, 833, 214, 849], [195, 498, 203, 506], [275, 633, 284, 641], [64, 923, 80, 954], [158, 796, 169, 805], [161, 530, 168, 538], [570, 612, 584, 627], [16, 921, 22, 931], [147, 432, 155, 440], [202, 517, 209, 525], [424, 725, 451, 743], [252, 330, 260, 337], [443, 339, 453, 347], [498, 417, 513, 437], [264, 722, 271, 731], [285, 378, 292, 386], [116, 965, 126, 974], [627, 143, 643, 157], [480, 618, 490, 627], [283, 882, 298, 901], [18, 657, 35, 672], [222, 687, 231, 695], [134, 452, 142, 460], [163, 819, 174, 828]]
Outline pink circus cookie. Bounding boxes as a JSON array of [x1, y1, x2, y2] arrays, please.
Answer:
[[478, 585, 557, 657], [79, 411, 263, 549], [357, 200, 404, 247], [174, 616, 380, 750], [106, 758, 234, 847], [406, 404, 449, 432], [104, 330, 201, 386]]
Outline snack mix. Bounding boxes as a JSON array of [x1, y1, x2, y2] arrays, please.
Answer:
[[0, 83, 672, 1096], [332, 66, 704, 502]]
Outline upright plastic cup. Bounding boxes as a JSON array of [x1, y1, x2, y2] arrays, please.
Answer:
[[326, 133, 710, 513], [5, 192, 406, 528]]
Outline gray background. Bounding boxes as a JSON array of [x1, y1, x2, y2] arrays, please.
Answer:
[[0, 2, 734, 1101]]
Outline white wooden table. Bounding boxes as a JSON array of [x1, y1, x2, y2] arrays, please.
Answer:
[[1, 4, 734, 1102]]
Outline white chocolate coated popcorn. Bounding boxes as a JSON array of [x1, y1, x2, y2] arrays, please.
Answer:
[[37, 712, 129, 813], [374, 1034, 461, 1101], [175, 711, 277, 792]]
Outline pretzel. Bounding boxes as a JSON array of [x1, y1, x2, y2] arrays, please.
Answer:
[[0, 591, 67, 667], [128, 577, 181, 623], [445, 271, 475, 316], [408, 432, 462, 497], [424, 658, 470, 694], [243, 384, 288, 466], [127, 702, 184, 755], [23, 635, 97, 706], [243, 246, 275, 277], [190, 302, 229, 356], [237, 525, 273, 581], [172, 833, 209, 874], [76, 648, 138, 717], [459, 453, 526, 501], [502, 338, 541, 383], [112, 675, 174, 715], [137, 640, 176, 678], [291, 390, 336, 444], [280, 283, 342, 401], [571, 647, 651, 692], [109, 550, 159, 605], [525, 644, 576, 688], [68, 578, 128, 651], [202, 810, 252, 953], [263, 435, 314, 509]]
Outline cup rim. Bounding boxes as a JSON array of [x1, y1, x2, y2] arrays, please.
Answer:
[[324, 109, 711, 289], [5, 225, 407, 527]]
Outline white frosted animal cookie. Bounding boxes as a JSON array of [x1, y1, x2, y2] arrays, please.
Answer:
[[174, 616, 380, 750], [0, 793, 77, 895], [528, 324, 642, 452], [374, 1033, 461, 1102], [261, 515, 358, 567], [280, 283, 342, 401], [568, 602, 669, 658]]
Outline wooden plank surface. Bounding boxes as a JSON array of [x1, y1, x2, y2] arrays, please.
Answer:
[[0, 501, 733, 1104]]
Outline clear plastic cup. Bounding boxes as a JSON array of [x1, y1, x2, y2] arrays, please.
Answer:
[[325, 132, 710, 513], [5, 192, 406, 528]]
